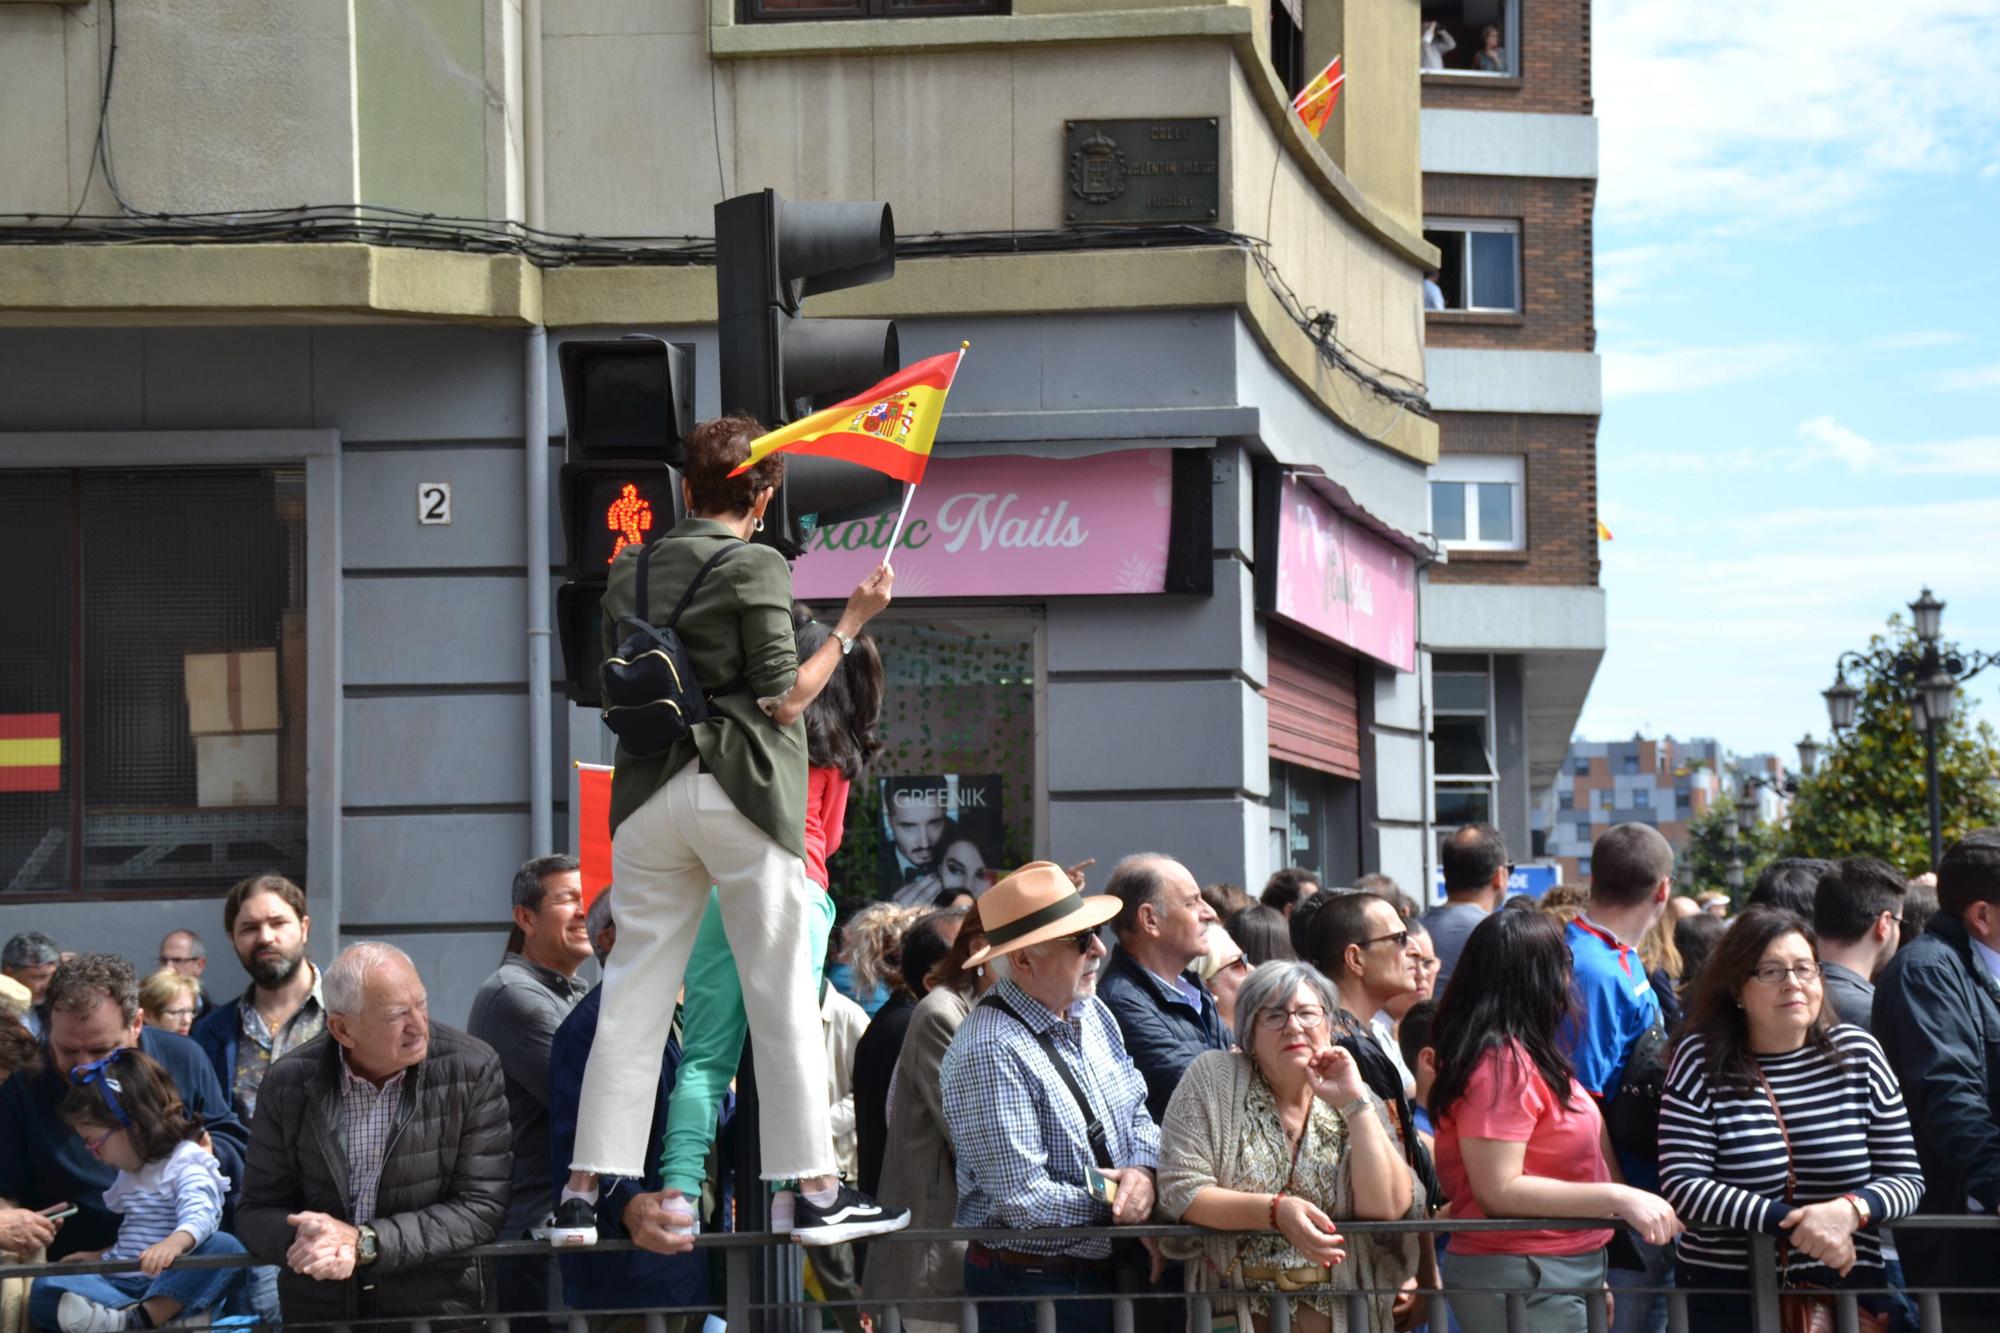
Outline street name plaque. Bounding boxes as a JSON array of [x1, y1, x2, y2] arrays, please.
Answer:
[[1063, 118, 1220, 225]]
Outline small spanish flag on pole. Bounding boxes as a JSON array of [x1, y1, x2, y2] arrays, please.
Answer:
[[730, 345, 966, 487], [0, 714, 61, 793], [1291, 54, 1344, 139]]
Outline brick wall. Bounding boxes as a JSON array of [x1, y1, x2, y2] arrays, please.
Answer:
[[1421, 0, 1592, 115], [1427, 411, 1600, 588], [1422, 174, 1595, 353]]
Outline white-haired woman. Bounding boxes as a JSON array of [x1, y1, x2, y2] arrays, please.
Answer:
[[1157, 961, 1422, 1332]]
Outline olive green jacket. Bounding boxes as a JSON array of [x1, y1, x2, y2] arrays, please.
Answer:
[[600, 518, 808, 859]]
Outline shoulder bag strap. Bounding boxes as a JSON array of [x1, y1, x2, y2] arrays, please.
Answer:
[[981, 993, 1117, 1169], [1754, 1064, 1800, 1271], [662, 542, 740, 630]]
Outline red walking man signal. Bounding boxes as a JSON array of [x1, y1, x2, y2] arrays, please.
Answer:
[[605, 482, 654, 562]]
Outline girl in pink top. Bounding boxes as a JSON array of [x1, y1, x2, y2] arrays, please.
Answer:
[[1429, 909, 1681, 1333]]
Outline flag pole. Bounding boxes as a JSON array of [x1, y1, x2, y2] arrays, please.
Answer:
[[881, 342, 967, 573]]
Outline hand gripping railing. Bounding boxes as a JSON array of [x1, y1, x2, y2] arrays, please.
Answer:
[[4, 1215, 1996, 1333]]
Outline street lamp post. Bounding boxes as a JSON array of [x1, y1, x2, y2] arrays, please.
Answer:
[[1820, 588, 2000, 868]]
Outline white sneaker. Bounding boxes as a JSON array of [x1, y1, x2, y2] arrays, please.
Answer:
[[546, 1194, 600, 1247], [769, 1189, 795, 1233], [57, 1293, 131, 1333]]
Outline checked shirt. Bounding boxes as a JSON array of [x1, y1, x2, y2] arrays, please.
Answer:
[[939, 977, 1160, 1259]]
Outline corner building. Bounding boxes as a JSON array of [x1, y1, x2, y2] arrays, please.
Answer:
[[1, 0, 1444, 1017]]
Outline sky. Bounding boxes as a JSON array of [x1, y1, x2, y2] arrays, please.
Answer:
[[1571, 0, 2000, 761]]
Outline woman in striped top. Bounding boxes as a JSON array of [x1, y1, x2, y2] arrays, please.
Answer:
[[1659, 906, 1924, 1331]]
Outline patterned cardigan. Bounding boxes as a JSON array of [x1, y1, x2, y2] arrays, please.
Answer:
[[1155, 1049, 1425, 1333]]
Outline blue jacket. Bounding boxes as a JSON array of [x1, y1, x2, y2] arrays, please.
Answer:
[[189, 991, 245, 1116], [1096, 946, 1231, 1124], [547, 986, 711, 1313], [0, 1026, 250, 1259]]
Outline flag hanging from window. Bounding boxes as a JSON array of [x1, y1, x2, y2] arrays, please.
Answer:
[[1292, 55, 1345, 139], [0, 714, 61, 793], [1597, 519, 1614, 541], [730, 346, 966, 487]]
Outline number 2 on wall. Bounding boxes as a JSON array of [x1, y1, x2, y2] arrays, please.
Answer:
[[417, 482, 452, 526]]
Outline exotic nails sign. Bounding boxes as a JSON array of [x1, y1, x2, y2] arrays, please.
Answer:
[[792, 449, 1185, 599], [1254, 468, 1418, 673]]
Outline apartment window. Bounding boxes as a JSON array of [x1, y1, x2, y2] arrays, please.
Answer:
[[741, 0, 1008, 19], [1270, 0, 1307, 96], [1633, 788, 1651, 808], [2, 468, 309, 898], [1623, 753, 1640, 775], [1573, 756, 1591, 776], [1578, 856, 1592, 877], [1423, 220, 1521, 312], [1421, 0, 1520, 76], [1430, 455, 1524, 551], [1432, 655, 1496, 838], [1575, 823, 1591, 843]]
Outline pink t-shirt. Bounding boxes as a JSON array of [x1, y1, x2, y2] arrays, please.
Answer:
[[1434, 1042, 1615, 1256], [803, 766, 850, 891]]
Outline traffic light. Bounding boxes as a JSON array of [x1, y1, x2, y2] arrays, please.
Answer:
[[554, 337, 695, 706], [715, 188, 903, 557]]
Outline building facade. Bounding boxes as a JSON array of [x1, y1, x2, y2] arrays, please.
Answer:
[[1541, 737, 1722, 882], [0, 0, 1445, 1017], [1412, 0, 1607, 890]]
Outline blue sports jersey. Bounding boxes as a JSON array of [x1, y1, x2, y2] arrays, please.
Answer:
[[1564, 916, 1664, 1186]]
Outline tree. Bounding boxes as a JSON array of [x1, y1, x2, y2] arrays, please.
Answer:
[[1784, 619, 2000, 871], [1681, 796, 1783, 905]]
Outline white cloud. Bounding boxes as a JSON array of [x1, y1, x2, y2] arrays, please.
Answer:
[[1601, 342, 1814, 397], [1930, 360, 2000, 390], [1869, 330, 1971, 350], [1794, 415, 2000, 474]]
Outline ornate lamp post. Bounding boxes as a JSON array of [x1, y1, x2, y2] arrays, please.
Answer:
[[1796, 734, 1820, 777], [1821, 588, 2000, 868]]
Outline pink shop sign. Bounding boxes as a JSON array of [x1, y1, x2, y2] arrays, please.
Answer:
[[791, 449, 1177, 599], [1269, 472, 1417, 673]]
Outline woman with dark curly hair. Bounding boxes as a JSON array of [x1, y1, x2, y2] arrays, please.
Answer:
[[560, 414, 906, 1250], [1658, 906, 1923, 1331]]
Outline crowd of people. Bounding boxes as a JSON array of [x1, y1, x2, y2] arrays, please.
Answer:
[[2, 412, 1996, 1333]]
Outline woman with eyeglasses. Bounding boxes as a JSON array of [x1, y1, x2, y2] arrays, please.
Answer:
[[1157, 960, 1421, 1333], [1658, 906, 1924, 1332], [138, 970, 201, 1038], [1430, 908, 1681, 1333]]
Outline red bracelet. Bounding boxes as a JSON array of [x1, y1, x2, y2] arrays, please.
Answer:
[[1269, 1191, 1286, 1231]]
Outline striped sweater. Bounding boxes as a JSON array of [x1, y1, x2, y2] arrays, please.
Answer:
[[101, 1138, 227, 1262], [1658, 1025, 1924, 1281]]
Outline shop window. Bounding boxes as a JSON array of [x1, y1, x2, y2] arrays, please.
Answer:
[[1429, 455, 1524, 551], [1269, 0, 1307, 96], [741, 0, 1008, 19], [1422, 220, 1522, 313], [1421, 0, 1519, 76], [1269, 760, 1360, 885], [1, 468, 308, 898], [824, 610, 1040, 909], [1435, 785, 1493, 828]]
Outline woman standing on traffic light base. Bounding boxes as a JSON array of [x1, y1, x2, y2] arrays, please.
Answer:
[[555, 414, 905, 1249]]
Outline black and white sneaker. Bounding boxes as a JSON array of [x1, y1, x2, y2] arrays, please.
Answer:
[[546, 1195, 599, 1248], [790, 1184, 910, 1247]]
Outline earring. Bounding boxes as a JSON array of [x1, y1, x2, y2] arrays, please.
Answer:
[[754, 517, 765, 533]]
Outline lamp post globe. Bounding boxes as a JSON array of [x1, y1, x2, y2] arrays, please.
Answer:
[[1921, 672, 1957, 731], [1796, 733, 1819, 776], [1734, 796, 1758, 839], [1824, 676, 1860, 733], [1726, 856, 1745, 894], [1910, 587, 1945, 644]]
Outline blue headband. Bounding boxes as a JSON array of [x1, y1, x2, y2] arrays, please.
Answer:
[[70, 1053, 134, 1128]]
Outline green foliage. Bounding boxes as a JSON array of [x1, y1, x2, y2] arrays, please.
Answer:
[[1681, 796, 1783, 904], [1783, 620, 2000, 872]]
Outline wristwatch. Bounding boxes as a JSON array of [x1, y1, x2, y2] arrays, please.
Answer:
[[1842, 1193, 1872, 1227], [356, 1224, 379, 1267], [831, 629, 856, 656], [1334, 1093, 1375, 1122]]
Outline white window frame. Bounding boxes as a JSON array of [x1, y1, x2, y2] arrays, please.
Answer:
[[1429, 455, 1526, 551], [1423, 0, 1522, 78], [1432, 653, 1497, 834], [1422, 218, 1523, 313]]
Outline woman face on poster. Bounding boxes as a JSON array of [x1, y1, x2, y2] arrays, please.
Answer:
[[937, 837, 990, 898]]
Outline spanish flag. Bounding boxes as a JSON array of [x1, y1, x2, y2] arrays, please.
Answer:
[[0, 713, 61, 793], [1292, 55, 1344, 139], [1597, 519, 1614, 542], [729, 347, 965, 486]]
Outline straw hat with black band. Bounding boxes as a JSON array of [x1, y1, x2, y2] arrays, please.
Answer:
[[962, 861, 1122, 968]]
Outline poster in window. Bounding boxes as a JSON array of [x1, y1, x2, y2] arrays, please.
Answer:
[[877, 773, 1005, 907]]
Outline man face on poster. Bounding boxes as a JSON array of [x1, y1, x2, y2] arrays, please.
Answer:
[[890, 791, 949, 877]]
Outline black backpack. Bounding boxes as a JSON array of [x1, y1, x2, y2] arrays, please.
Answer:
[[1604, 1019, 1670, 1156], [600, 541, 744, 757]]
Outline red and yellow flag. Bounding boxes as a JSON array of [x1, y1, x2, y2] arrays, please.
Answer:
[[729, 347, 965, 486], [576, 762, 613, 909], [1597, 519, 1614, 542], [0, 714, 61, 793], [1291, 55, 1345, 139]]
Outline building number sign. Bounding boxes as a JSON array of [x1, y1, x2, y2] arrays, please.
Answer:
[[417, 482, 452, 525]]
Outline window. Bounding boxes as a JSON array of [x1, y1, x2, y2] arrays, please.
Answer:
[[1573, 755, 1592, 776], [1432, 655, 1496, 837], [1578, 856, 1592, 877], [1623, 753, 1640, 775], [1633, 788, 1651, 808], [2, 469, 309, 898], [741, 0, 1007, 19], [1429, 455, 1524, 551], [1575, 823, 1591, 843], [1268, 761, 1360, 885], [1421, 0, 1519, 76], [824, 610, 1041, 906], [1422, 220, 1521, 312], [1269, 0, 1306, 96]]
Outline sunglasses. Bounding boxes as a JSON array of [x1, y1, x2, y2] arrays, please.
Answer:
[[1054, 928, 1099, 954]]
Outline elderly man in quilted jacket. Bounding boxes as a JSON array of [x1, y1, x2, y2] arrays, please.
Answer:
[[236, 942, 512, 1327]]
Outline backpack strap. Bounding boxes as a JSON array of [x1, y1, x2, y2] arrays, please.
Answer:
[[663, 542, 740, 630], [981, 992, 1116, 1169]]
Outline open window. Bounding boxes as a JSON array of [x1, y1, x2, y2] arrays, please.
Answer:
[[1421, 0, 1520, 76], [1429, 455, 1525, 551], [1423, 219, 1522, 313], [1270, 0, 1307, 96]]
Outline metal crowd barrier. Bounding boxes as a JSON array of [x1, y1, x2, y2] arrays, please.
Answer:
[[4, 1216, 1996, 1333]]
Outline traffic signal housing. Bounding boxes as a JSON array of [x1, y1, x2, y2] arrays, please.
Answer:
[[715, 188, 903, 557], [555, 337, 695, 706]]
